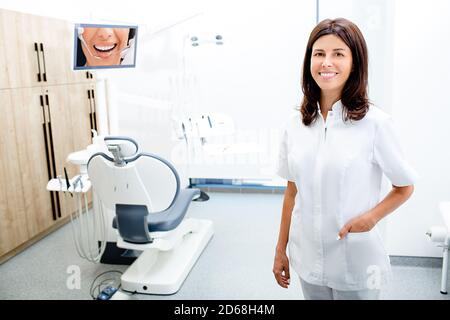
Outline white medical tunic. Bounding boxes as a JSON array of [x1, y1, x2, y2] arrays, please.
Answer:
[[276, 100, 418, 291]]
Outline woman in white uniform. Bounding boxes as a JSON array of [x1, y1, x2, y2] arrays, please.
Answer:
[[272, 18, 417, 300]]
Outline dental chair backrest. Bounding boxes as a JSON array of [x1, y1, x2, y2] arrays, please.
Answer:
[[87, 137, 180, 213]]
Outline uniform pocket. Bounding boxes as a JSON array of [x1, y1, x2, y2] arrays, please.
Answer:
[[346, 230, 372, 240], [345, 230, 388, 282]]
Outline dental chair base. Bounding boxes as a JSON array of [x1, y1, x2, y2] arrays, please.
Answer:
[[117, 218, 213, 295]]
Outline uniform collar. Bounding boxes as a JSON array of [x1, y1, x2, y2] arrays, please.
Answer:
[[317, 100, 343, 119]]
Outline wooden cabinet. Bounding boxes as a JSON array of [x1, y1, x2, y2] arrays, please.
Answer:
[[0, 10, 29, 88], [10, 87, 55, 237], [42, 84, 96, 219], [0, 90, 29, 255], [0, 9, 94, 90], [0, 83, 98, 259], [0, 11, 8, 87], [66, 84, 97, 153], [0, 9, 100, 262]]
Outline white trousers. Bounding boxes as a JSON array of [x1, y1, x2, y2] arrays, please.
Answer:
[[300, 278, 381, 300]]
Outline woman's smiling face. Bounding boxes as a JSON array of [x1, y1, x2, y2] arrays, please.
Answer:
[[81, 28, 129, 66], [310, 34, 353, 98]]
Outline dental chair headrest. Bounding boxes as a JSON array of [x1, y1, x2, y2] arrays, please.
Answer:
[[104, 136, 139, 158]]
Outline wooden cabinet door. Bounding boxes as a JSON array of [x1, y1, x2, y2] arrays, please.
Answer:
[[10, 84, 96, 238], [0, 9, 41, 89], [66, 84, 96, 208], [0, 90, 29, 256], [69, 83, 96, 151], [0, 10, 10, 88], [41, 86, 77, 218], [0, 9, 83, 89], [34, 16, 70, 85], [43, 84, 96, 217], [12, 84, 96, 224], [40, 16, 94, 85], [12, 87, 58, 237]]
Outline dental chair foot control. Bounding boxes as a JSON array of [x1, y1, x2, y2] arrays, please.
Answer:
[[97, 286, 118, 300]]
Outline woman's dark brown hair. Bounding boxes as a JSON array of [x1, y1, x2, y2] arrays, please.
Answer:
[[300, 18, 370, 126]]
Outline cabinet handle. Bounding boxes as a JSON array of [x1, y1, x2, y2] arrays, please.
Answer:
[[40, 43, 47, 82], [45, 94, 61, 218], [87, 90, 93, 134], [40, 95, 56, 221], [91, 89, 97, 131], [34, 43, 42, 82]]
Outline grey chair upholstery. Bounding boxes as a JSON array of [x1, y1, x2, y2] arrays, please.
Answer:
[[114, 188, 200, 243]]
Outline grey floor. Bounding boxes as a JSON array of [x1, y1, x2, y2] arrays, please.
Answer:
[[0, 192, 449, 300]]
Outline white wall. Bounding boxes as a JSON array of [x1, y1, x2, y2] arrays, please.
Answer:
[[319, 0, 395, 114], [386, 0, 450, 257], [180, 0, 317, 182]]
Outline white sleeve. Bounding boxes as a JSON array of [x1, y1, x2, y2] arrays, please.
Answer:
[[373, 116, 418, 186], [276, 128, 295, 181]]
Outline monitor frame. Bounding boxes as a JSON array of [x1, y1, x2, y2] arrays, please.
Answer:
[[73, 23, 138, 70]]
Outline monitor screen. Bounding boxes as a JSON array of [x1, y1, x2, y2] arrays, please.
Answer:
[[74, 24, 138, 70]]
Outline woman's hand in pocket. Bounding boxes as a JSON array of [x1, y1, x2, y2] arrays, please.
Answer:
[[338, 212, 377, 240]]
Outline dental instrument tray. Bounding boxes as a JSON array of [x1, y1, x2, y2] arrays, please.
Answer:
[[46, 175, 91, 193]]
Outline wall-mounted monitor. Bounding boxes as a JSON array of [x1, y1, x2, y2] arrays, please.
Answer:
[[74, 23, 138, 70]]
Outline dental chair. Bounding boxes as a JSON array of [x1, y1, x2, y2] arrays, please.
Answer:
[[87, 137, 214, 295]]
